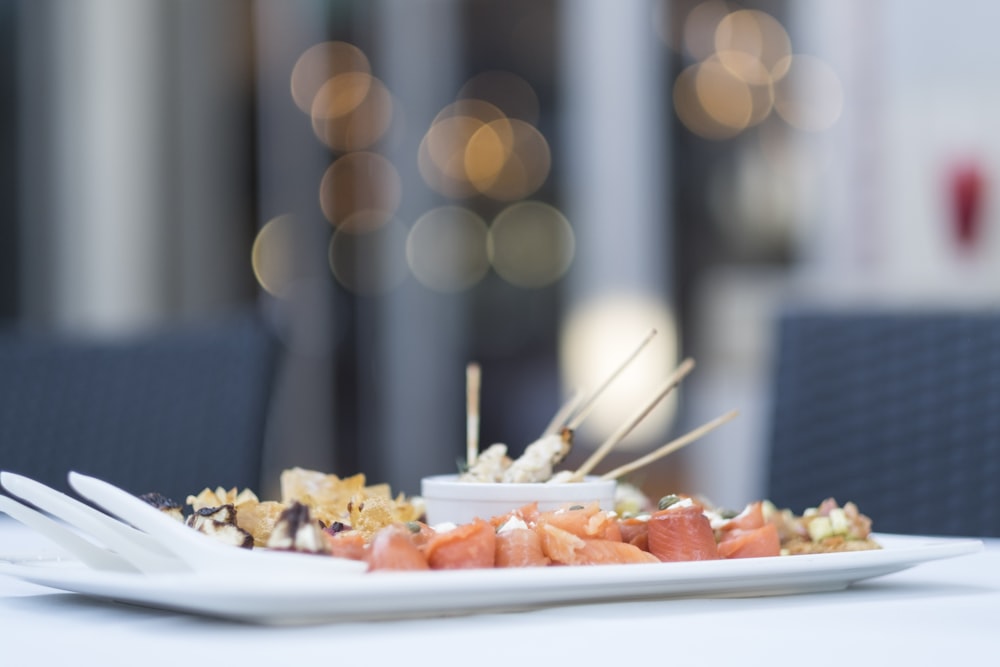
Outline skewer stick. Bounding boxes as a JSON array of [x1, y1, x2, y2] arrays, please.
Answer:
[[466, 362, 481, 466], [542, 387, 585, 437], [598, 409, 739, 481], [570, 357, 696, 481], [565, 327, 659, 432]]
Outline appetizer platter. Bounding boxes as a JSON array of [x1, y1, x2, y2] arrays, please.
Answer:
[[0, 330, 985, 623], [0, 534, 981, 624]]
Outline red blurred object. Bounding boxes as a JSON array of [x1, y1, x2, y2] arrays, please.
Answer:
[[949, 161, 986, 250]]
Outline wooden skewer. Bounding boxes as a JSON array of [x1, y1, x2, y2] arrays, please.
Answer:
[[569, 357, 696, 481], [565, 327, 659, 432], [598, 409, 739, 481], [541, 387, 585, 437], [466, 362, 481, 466]]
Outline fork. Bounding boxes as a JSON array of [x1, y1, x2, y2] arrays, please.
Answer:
[[1, 471, 181, 573], [0, 494, 138, 573], [0, 471, 366, 576]]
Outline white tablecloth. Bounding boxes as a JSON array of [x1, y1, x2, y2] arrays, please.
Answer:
[[1, 518, 996, 666]]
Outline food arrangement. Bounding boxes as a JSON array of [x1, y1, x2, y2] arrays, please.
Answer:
[[140, 331, 879, 572], [145, 465, 880, 573]]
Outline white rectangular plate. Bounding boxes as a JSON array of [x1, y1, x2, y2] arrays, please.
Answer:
[[0, 534, 982, 625]]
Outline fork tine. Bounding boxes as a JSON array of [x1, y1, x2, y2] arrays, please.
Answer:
[[0, 494, 139, 573], [68, 471, 367, 575], [1, 472, 183, 574]]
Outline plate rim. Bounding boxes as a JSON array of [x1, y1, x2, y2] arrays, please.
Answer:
[[0, 533, 985, 624]]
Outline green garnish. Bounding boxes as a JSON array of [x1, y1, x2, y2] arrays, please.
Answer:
[[658, 494, 681, 510]]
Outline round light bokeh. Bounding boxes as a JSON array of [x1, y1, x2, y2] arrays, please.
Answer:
[[290, 41, 370, 115], [715, 9, 792, 83], [773, 55, 844, 131], [559, 296, 679, 450], [487, 201, 574, 288], [311, 73, 394, 152], [406, 207, 490, 292], [319, 151, 402, 229], [328, 216, 409, 296], [252, 214, 306, 299], [419, 100, 550, 201]]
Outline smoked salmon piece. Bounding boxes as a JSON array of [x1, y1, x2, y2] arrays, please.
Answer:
[[495, 526, 550, 567], [618, 516, 650, 551], [647, 504, 720, 562], [490, 502, 541, 529], [717, 523, 781, 559], [323, 529, 369, 561], [718, 501, 766, 534], [367, 524, 430, 571], [536, 502, 622, 542], [424, 518, 497, 569], [538, 524, 659, 566]]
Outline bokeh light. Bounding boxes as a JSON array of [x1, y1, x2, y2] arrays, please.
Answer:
[[674, 62, 746, 140], [319, 151, 402, 229], [715, 9, 792, 83], [311, 70, 371, 121], [695, 56, 753, 131], [328, 216, 409, 295], [487, 201, 574, 288], [465, 119, 515, 193], [559, 296, 679, 450], [774, 55, 844, 131], [419, 99, 550, 201], [311, 73, 394, 152], [418, 114, 489, 199], [477, 119, 550, 201], [290, 41, 370, 115], [406, 207, 490, 292], [252, 214, 304, 298], [670, 5, 837, 139]]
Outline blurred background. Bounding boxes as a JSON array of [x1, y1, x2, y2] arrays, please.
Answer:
[[1, 0, 998, 508]]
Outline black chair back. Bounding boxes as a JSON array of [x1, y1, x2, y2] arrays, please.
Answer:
[[766, 308, 1000, 537], [0, 311, 279, 502]]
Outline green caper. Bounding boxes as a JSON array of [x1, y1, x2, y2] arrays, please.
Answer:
[[658, 494, 681, 510]]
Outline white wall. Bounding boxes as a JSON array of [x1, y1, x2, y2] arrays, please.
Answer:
[[793, 0, 1000, 305]]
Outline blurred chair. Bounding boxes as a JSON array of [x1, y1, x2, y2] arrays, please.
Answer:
[[0, 310, 279, 502], [765, 307, 1000, 537]]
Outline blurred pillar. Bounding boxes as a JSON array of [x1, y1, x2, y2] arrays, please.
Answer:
[[173, 2, 257, 316], [18, 0, 255, 334], [20, 0, 172, 334], [560, 0, 670, 302], [252, 1, 342, 492], [366, 0, 464, 494], [558, 0, 676, 455]]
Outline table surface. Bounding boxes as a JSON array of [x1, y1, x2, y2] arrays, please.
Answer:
[[1, 518, 997, 666]]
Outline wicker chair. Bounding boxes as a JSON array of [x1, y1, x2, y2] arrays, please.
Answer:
[[765, 308, 1000, 537], [0, 311, 279, 502]]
